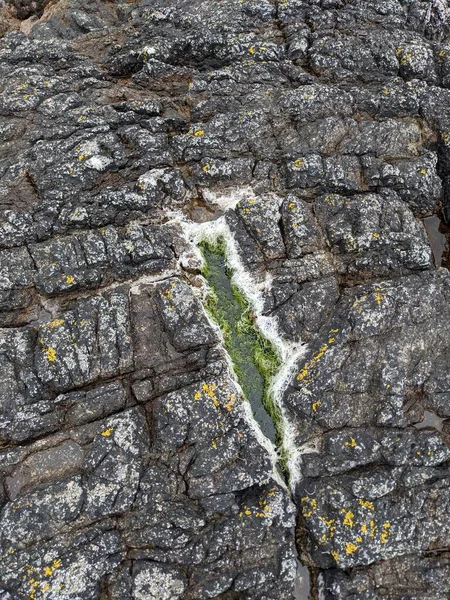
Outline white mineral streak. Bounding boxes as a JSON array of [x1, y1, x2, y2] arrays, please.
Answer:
[[166, 191, 309, 489]]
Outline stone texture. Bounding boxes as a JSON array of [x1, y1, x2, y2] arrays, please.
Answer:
[[1, 0, 450, 599]]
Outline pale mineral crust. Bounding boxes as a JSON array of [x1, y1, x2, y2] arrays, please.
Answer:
[[1, 1, 450, 599]]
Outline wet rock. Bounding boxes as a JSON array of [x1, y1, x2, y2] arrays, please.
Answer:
[[1, 0, 450, 597]]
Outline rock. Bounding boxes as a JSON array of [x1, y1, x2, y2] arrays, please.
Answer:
[[1, 0, 450, 598]]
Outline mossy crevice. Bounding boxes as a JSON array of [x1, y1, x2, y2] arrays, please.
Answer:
[[200, 238, 288, 471]]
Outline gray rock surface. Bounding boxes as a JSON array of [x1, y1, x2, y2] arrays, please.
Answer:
[[1, 0, 450, 599]]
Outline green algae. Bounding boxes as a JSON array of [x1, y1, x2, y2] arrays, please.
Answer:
[[200, 238, 283, 447]]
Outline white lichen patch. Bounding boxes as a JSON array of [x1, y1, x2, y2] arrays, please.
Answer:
[[133, 564, 186, 600]]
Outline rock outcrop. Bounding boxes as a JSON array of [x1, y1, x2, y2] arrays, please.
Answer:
[[1, 1, 450, 599]]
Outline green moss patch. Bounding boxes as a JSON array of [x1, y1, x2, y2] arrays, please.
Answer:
[[200, 238, 287, 467]]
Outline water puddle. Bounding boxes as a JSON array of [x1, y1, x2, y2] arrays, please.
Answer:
[[414, 409, 445, 432], [424, 215, 446, 267], [201, 243, 278, 442], [294, 564, 311, 599]]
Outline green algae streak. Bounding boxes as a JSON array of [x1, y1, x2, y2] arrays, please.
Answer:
[[200, 239, 282, 445]]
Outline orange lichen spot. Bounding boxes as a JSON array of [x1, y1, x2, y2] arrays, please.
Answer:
[[343, 511, 355, 527], [202, 382, 219, 407], [224, 394, 237, 411], [344, 437, 357, 449], [292, 158, 305, 170], [297, 339, 336, 383], [345, 542, 358, 555], [312, 400, 322, 412], [45, 347, 57, 362], [359, 499, 375, 510], [101, 427, 114, 437]]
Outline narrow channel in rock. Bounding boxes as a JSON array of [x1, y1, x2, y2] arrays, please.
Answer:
[[201, 240, 279, 445]]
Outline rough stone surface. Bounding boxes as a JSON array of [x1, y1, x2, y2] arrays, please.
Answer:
[[1, 0, 450, 599]]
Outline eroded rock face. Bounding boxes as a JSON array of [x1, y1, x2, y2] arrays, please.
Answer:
[[1, 0, 450, 599]]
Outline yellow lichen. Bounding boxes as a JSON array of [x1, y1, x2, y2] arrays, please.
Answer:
[[331, 550, 339, 561], [45, 347, 57, 362], [380, 522, 391, 544], [296, 338, 336, 383], [291, 158, 305, 170], [311, 400, 322, 412], [344, 437, 357, 449], [359, 499, 375, 510], [65, 275, 75, 284], [345, 542, 358, 555], [301, 497, 317, 518], [101, 427, 114, 437], [224, 394, 236, 411], [49, 319, 64, 329], [193, 129, 205, 137], [343, 510, 355, 527]]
